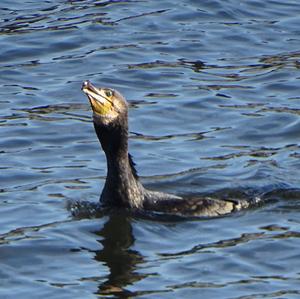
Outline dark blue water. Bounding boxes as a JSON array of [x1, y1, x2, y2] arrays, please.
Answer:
[[1, 1, 300, 298]]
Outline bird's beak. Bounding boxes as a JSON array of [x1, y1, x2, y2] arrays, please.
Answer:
[[82, 80, 113, 115]]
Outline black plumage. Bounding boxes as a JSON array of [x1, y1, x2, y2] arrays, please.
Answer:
[[82, 81, 256, 217]]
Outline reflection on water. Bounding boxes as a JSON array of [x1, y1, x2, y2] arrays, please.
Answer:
[[94, 213, 145, 297], [1, 0, 300, 298]]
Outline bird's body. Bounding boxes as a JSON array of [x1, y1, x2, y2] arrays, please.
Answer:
[[82, 81, 256, 217]]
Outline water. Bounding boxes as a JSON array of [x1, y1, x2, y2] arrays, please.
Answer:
[[1, 0, 300, 298]]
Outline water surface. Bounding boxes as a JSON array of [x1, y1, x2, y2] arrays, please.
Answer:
[[1, 1, 300, 298]]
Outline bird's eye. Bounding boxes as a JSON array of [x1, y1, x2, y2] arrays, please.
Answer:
[[105, 90, 113, 97]]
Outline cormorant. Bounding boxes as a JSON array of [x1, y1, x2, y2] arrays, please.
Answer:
[[82, 81, 254, 217]]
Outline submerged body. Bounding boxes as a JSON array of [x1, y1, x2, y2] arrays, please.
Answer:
[[82, 81, 255, 217]]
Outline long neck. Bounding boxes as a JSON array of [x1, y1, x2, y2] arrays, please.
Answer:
[[93, 114, 144, 208]]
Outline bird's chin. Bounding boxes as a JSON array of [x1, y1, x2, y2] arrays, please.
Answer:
[[93, 111, 117, 126]]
